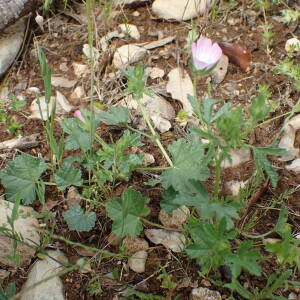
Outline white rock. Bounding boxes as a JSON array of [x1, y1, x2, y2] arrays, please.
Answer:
[[288, 292, 298, 300], [285, 38, 300, 52], [0, 19, 25, 77], [82, 44, 100, 61], [141, 36, 175, 50], [143, 153, 155, 166], [72, 62, 88, 78], [128, 250, 147, 273], [285, 158, 300, 173], [29, 92, 73, 120], [113, 44, 147, 69], [119, 93, 175, 133], [100, 31, 125, 51], [0, 134, 39, 150], [150, 114, 172, 133], [59, 62, 69, 72], [0, 199, 40, 267], [114, 0, 148, 5], [152, 0, 212, 21], [221, 148, 251, 168], [211, 55, 229, 84], [159, 206, 190, 229], [20, 250, 67, 300], [278, 114, 300, 161], [226, 180, 246, 196], [190, 287, 222, 300], [66, 186, 81, 207], [27, 87, 40, 94], [79, 261, 92, 274], [144, 229, 186, 252], [55, 91, 73, 112], [132, 11, 140, 17], [119, 24, 140, 40], [146, 67, 165, 79], [166, 68, 194, 115], [70, 86, 85, 101], [0, 269, 10, 282], [51, 76, 77, 88]]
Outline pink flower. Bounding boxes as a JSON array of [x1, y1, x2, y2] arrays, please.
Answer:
[[192, 37, 222, 71], [74, 110, 84, 122]]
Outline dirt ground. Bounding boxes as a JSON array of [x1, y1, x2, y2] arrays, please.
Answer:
[[0, 0, 300, 299]]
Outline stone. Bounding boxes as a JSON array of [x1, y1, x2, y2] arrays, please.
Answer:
[[20, 250, 67, 300], [285, 158, 300, 173], [190, 287, 222, 300], [0, 199, 40, 267], [285, 37, 300, 53], [72, 62, 88, 78], [118, 24, 140, 40], [0, 19, 25, 77], [211, 55, 229, 83], [82, 44, 100, 61], [146, 67, 165, 79], [66, 187, 81, 207], [51, 76, 77, 88], [128, 250, 147, 273], [278, 114, 300, 161], [0, 269, 10, 282], [113, 44, 147, 69], [123, 236, 149, 255], [114, 0, 149, 5], [144, 229, 185, 253], [70, 86, 85, 102], [159, 206, 190, 229], [100, 31, 125, 51], [152, 0, 212, 21], [29, 91, 73, 120], [118, 93, 175, 133], [221, 148, 251, 168]]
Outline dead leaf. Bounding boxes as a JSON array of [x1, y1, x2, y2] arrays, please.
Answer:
[[218, 42, 251, 71], [144, 229, 186, 252], [166, 68, 194, 115]]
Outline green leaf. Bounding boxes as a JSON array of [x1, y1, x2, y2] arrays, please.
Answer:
[[161, 181, 210, 213], [97, 130, 144, 181], [185, 218, 236, 274], [226, 241, 261, 279], [161, 139, 210, 193], [98, 107, 129, 125], [225, 280, 254, 299], [121, 65, 153, 100], [252, 147, 280, 187], [0, 153, 48, 204], [60, 118, 92, 152], [200, 201, 240, 230], [0, 282, 16, 300], [249, 84, 272, 122], [187, 94, 202, 120], [55, 160, 83, 190], [106, 188, 150, 237], [64, 205, 96, 231], [216, 107, 244, 147]]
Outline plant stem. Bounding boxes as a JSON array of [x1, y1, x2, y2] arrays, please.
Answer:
[[137, 100, 174, 168], [136, 166, 171, 172], [213, 154, 223, 201], [142, 218, 179, 231]]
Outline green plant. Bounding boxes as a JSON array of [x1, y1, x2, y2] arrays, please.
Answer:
[[0, 283, 16, 300]]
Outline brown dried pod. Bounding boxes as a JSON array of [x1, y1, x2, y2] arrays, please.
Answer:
[[218, 42, 252, 71]]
